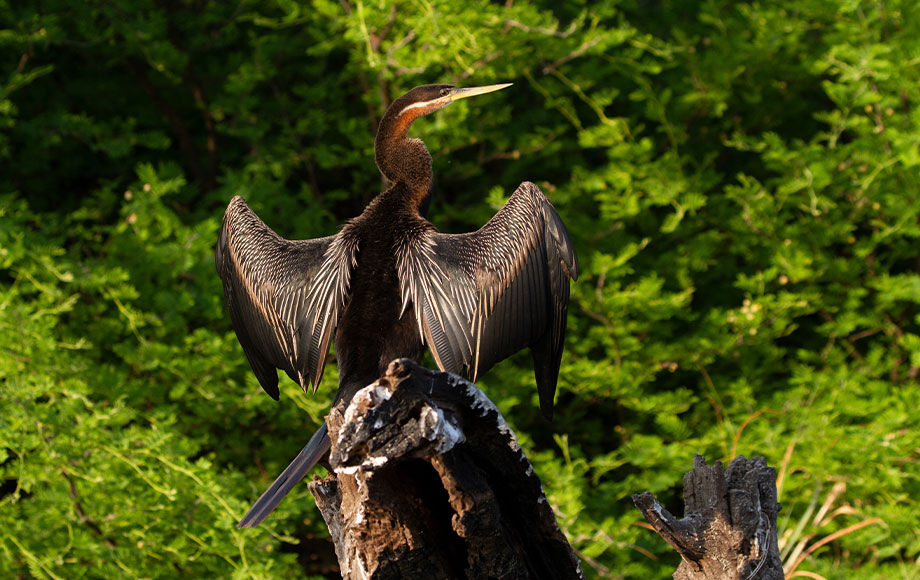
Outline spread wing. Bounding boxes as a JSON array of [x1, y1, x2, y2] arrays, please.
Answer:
[[215, 196, 358, 399], [398, 181, 578, 417]]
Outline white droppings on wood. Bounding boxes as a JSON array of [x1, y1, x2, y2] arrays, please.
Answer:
[[342, 384, 392, 426], [418, 405, 466, 454], [337, 455, 390, 475], [336, 383, 393, 462]]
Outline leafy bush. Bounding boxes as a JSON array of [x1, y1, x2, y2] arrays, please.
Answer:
[[2, 1, 918, 578]]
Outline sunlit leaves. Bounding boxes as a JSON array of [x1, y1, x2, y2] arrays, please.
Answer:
[[3, 0, 920, 578]]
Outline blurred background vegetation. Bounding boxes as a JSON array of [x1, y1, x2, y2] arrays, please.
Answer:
[[2, 0, 919, 578]]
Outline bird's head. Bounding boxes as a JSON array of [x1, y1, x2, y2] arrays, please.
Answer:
[[374, 82, 512, 199], [391, 83, 513, 121]]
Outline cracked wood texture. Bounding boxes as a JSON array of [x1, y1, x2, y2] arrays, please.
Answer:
[[633, 455, 784, 580], [307, 358, 583, 580]]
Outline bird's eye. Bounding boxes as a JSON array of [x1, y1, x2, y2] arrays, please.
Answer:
[[440, 88, 450, 96]]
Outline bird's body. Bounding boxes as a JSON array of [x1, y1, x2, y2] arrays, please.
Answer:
[[216, 83, 577, 527], [332, 195, 427, 403]]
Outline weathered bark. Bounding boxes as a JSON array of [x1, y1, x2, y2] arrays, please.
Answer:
[[633, 455, 784, 580], [308, 358, 583, 580]]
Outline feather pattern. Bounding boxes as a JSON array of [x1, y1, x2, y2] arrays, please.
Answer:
[[397, 181, 578, 417], [215, 196, 358, 398]]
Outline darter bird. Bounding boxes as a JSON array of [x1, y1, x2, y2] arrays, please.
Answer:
[[215, 83, 578, 528]]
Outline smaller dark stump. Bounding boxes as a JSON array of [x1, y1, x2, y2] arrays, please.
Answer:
[[633, 455, 784, 580]]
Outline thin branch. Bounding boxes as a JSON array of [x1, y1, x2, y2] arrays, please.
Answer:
[[503, 18, 577, 38], [543, 36, 603, 74], [186, 70, 218, 192], [62, 469, 115, 547], [786, 518, 882, 575], [453, 51, 504, 82], [384, 30, 427, 76], [126, 59, 209, 189]]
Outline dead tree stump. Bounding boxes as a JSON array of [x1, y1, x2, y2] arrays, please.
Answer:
[[633, 455, 784, 580], [307, 358, 583, 580]]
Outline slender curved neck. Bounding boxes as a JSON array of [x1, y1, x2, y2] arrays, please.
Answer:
[[374, 105, 434, 211]]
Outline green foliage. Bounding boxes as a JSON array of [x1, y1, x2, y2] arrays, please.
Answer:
[[2, 0, 919, 577]]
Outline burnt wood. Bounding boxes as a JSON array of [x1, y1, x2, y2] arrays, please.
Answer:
[[308, 359, 583, 580], [633, 455, 784, 580]]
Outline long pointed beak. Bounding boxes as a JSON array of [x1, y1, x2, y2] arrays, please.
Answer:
[[399, 83, 513, 119], [447, 83, 513, 103]]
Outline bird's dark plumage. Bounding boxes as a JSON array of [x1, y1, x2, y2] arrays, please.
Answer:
[[217, 83, 578, 528], [215, 202, 357, 398]]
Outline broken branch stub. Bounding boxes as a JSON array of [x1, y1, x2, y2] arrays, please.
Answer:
[[308, 358, 583, 580]]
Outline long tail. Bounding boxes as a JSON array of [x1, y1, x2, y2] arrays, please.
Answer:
[[237, 423, 331, 528]]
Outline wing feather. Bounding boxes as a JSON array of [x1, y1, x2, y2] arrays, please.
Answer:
[[215, 196, 358, 398], [398, 182, 578, 417]]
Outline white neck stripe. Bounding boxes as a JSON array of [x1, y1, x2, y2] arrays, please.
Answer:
[[397, 99, 446, 118]]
